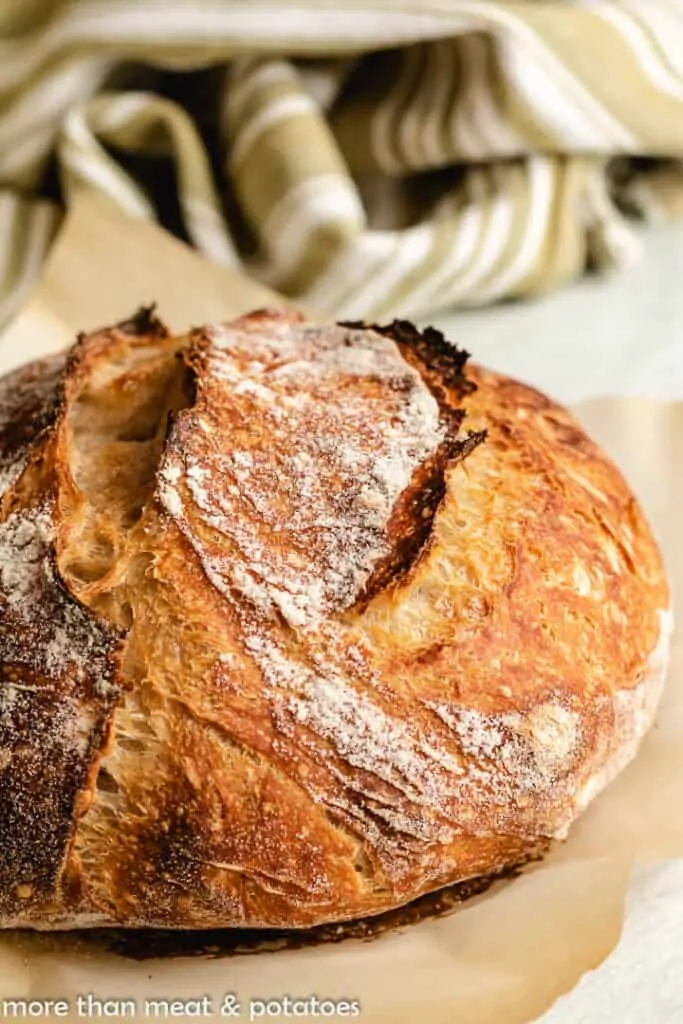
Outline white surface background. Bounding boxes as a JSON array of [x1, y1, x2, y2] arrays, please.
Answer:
[[431, 223, 683, 406], [540, 862, 683, 1023], [435, 224, 683, 1023]]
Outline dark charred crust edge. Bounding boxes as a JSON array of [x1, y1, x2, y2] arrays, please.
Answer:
[[342, 319, 485, 604], [340, 318, 476, 404], [116, 305, 169, 339], [360, 427, 487, 607]]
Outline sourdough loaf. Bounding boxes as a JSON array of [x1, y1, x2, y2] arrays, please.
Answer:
[[0, 309, 670, 929]]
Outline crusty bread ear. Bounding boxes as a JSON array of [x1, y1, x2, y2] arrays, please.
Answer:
[[57, 311, 187, 618], [0, 309, 670, 931]]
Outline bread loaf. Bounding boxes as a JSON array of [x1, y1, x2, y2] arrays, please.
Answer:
[[0, 309, 670, 930]]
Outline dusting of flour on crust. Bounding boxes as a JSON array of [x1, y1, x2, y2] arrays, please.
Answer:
[[158, 321, 445, 629], [428, 701, 580, 793], [0, 496, 122, 919], [0, 505, 117, 688], [155, 314, 671, 870]]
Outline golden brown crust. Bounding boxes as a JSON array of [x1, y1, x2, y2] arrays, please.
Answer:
[[0, 309, 670, 931], [0, 453, 122, 925]]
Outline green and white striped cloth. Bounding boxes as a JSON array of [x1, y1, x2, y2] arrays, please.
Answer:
[[1, 0, 683, 329]]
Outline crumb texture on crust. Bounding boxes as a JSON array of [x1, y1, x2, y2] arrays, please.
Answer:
[[0, 309, 671, 930]]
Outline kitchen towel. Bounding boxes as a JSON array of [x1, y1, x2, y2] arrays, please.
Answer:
[[1, 0, 683, 328]]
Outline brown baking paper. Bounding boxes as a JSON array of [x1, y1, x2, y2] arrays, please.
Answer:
[[0, 192, 681, 1024]]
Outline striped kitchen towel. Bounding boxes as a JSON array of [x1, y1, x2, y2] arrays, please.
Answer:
[[1, 0, 683, 328]]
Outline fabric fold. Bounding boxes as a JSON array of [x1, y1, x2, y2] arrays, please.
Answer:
[[0, 0, 682, 328]]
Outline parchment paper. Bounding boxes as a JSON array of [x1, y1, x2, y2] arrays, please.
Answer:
[[0, 193, 681, 1024]]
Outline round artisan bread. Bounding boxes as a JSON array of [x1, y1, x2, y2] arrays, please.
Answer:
[[0, 308, 670, 930]]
